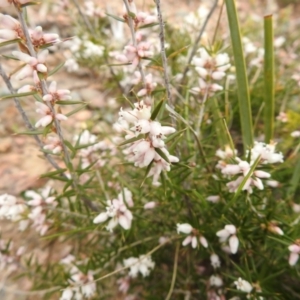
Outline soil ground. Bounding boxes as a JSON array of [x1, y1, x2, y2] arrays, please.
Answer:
[[0, 0, 299, 299]]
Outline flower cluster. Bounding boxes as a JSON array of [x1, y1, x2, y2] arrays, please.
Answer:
[[0, 193, 26, 222], [234, 277, 253, 293], [216, 224, 239, 254], [0, 239, 25, 273], [25, 186, 57, 235], [93, 188, 133, 231], [288, 240, 300, 266], [75, 130, 117, 169], [122, 1, 156, 30], [191, 48, 231, 96], [60, 266, 96, 300], [123, 255, 155, 278], [176, 223, 208, 249], [117, 101, 179, 186], [217, 142, 283, 193], [2, 10, 73, 154]]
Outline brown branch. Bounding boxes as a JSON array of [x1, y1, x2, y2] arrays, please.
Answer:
[[179, 0, 219, 89], [155, 0, 172, 107], [0, 63, 63, 173]]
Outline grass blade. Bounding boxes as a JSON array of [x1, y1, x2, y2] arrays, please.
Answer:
[[264, 15, 275, 143], [225, 0, 254, 151]]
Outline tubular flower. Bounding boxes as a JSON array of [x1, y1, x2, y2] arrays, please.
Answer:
[[29, 26, 60, 48], [0, 14, 24, 41], [177, 223, 208, 249], [234, 278, 253, 293], [25, 186, 57, 236], [216, 224, 239, 254], [123, 255, 155, 278], [288, 241, 300, 266], [12, 50, 48, 80], [35, 102, 68, 128], [43, 81, 72, 102], [216, 142, 283, 193], [191, 48, 231, 81], [117, 100, 179, 186], [93, 190, 133, 231]]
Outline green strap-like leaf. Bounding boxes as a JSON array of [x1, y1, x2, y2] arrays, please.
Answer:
[[0, 91, 37, 100], [155, 148, 170, 163], [225, 0, 254, 151], [150, 99, 165, 120], [264, 15, 275, 143]]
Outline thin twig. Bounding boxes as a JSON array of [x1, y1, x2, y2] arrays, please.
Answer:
[[180, 0, 219, 87], [93, 237, 176, 284], [71, 0, 95, 35], [95, 169, 109, 200], [165, 104, 211, 172], [123, 0, 146, 86], [211, 0, 224, 45], [15, 8, 73, 171], [0, 64, 63, 173], [195, 86, 210, 137], [104, 56, 125, 94], [165, 242, 179, 300], [155, 0, 172, 107], [15, 7, 98, 212], [0, 285, 60, 296]]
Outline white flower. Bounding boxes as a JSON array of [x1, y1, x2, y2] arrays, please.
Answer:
[[144, 201, 156, 209], [234, 277, 253, 293], [177, 223, 193, 234], [123, 255, 155, 278], [276, 112, 288, 123], [266, 180, 279, 188], [117, 188, 134, 207], [12, 50, 48, 80], [210, 253, 221, 269], [220, 154, 273, 193], [0, 14, 23, 41], [206, 195, 220, 203], [61, 267, 96, 299], [43, 135, 62, 154], [191, 78, 223, 96], [25, 187, 56, 235], [274, 36, 285, 48], [43, 81, 71, 102], [64, 58, 79, 72], [137, 73, 157, 96], [146, 148, 179, 186], [250, 142, 284, 164], [210, 275, 223, 287], [0, 194, 26, 221], [177, 223, 208, 249], [216, 146, 237, 159], [93, 197, 133, 231], [291, 131, 300, 138], [267, 223, 284, 235], [60, 288, 73, 300], [288, 243, 300, 266], [29, 26, 60, 47], [35, 102, 68, 128], [242, 37, 257, 54], [192, 48, 230, 81], [250, 48, 264, 68], [135, 12, 157, 27], [216, 224, 239, 254]]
